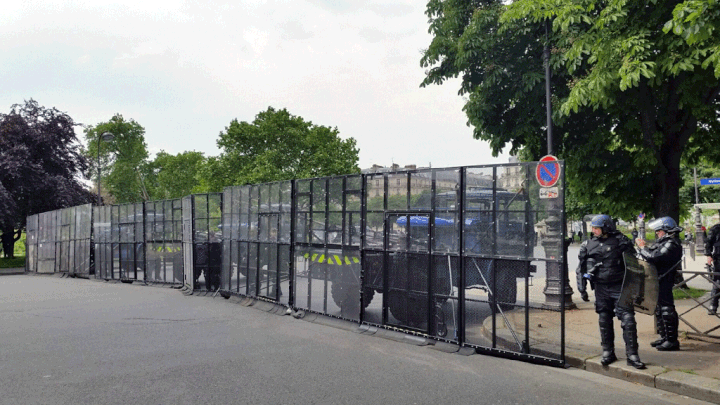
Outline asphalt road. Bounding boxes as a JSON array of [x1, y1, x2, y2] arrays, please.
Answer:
[[0, 275, 710, 405]]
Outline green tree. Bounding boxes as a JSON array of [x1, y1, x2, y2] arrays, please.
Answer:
[[205, 107, 360, 191], [421, 0, 720, 222], [84, 114, 150, 204], [146, 151, 206, 200]]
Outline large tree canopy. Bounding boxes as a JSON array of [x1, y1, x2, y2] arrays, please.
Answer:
[[145, 151, 206, 200], [0, 100, 94, 256], [84, 114, 150, 204], [421, 0, 720, 221], [203, 107, 360, 191]]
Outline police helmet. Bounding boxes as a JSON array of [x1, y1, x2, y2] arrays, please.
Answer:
[[590, 214, 615, 233], [647, 216, 683, 234]]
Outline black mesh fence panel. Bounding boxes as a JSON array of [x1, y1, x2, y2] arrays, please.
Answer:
[[144, 199, 183, 284], [293, 176, 362, 322], [221, 181, 291, 305]]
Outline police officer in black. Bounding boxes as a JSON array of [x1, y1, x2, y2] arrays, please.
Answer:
[[704, 222, 720, 315], [577, 214, 645, 369], [636, 217, 683, 351]]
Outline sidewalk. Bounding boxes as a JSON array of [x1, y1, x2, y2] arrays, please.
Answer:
[[493, 250, 720, 404]]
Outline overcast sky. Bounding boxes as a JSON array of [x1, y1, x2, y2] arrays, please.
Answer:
[[2, 0, 511, 170]]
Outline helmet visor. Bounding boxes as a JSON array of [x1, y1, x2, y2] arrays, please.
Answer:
[[647, 218, 663, 231]]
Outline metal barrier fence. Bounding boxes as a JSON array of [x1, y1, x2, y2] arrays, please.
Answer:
[[93, 203, 145, 281], [26, 204, 92, 276], [220, 182, 292, 307], [25, 161, 566, 366], [144, 199, 183, 284]]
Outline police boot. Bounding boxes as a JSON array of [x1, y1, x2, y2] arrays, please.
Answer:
[[598, 311, 616, 366], [650, 308, 666, 347], [709, 286, 719, 315], [620, 310, 646, 369], [656, 306, 680, 351]]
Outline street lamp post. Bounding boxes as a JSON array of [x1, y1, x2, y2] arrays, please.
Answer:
[[97, 132, 115, 205], [541, 18, 575, 310]]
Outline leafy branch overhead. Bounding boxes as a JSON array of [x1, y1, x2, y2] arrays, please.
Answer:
[[421, 0, 720, 221]]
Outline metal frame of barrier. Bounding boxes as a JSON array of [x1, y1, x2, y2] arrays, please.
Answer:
[[144, 199, 184, 285], [674, 269, 720, 340], [24, 204, 92, 276], [26, 161, 566, 366], [221, 181, 293, 306], [181, 193, 223, 292]]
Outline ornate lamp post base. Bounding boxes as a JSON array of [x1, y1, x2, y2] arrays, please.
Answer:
[[542, 212, 577, 310]]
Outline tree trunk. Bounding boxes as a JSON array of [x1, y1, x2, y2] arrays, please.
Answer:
[[1, 225, 17, 259], [1, 226, 21, 259], [652, 138, 683, 221]]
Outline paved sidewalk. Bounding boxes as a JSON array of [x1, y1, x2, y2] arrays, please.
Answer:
[[493, 250, 720, 404]]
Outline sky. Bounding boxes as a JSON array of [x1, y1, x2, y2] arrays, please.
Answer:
[[1, 0, 511, 170]]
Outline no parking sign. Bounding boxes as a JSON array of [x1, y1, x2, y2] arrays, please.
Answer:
[[536, 155, 561, 186]]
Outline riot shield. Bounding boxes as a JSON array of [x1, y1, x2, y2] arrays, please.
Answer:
[[619, 252, 659, 315]]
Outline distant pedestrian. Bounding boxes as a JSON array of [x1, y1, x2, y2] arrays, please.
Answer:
[[636, 217, 683, 351], [577, 230, 583, 241], [631, 228, 638, 241], [704, 222, 720, 315], [577, 214, 645, 369]]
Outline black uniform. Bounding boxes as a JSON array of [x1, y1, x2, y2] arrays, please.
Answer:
[[638, 233, 683, 349], [704, 224, 720, 313], [639, 234, 682, 305], [578, 230, 644, 367]]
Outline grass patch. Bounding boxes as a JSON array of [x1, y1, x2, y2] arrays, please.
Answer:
[[677, 369, 698, 375], [14, 232, 26, 257], [0, 256, 25, 269], [673, 286, 707, 300]]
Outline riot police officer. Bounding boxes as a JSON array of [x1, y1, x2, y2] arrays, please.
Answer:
[[577, 214, 645, 369], [636, 217, 683, 351], [705, 222, 720, 315]]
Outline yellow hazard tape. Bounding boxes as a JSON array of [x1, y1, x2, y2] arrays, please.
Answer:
[[302, 253, 360, 265]]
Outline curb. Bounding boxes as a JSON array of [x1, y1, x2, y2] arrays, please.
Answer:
[[569, 353, 720, 404], [0, 268, 25, 276], [483, 309, 720, 404]]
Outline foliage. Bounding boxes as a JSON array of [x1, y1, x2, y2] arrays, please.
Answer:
[[679, 161, 720, 221], [204, 107, 360, 191], [421, 0, 720, 222], [84, 114, 150, 204], [0, 100, 94, 251], [145, 151, 206, 200]]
